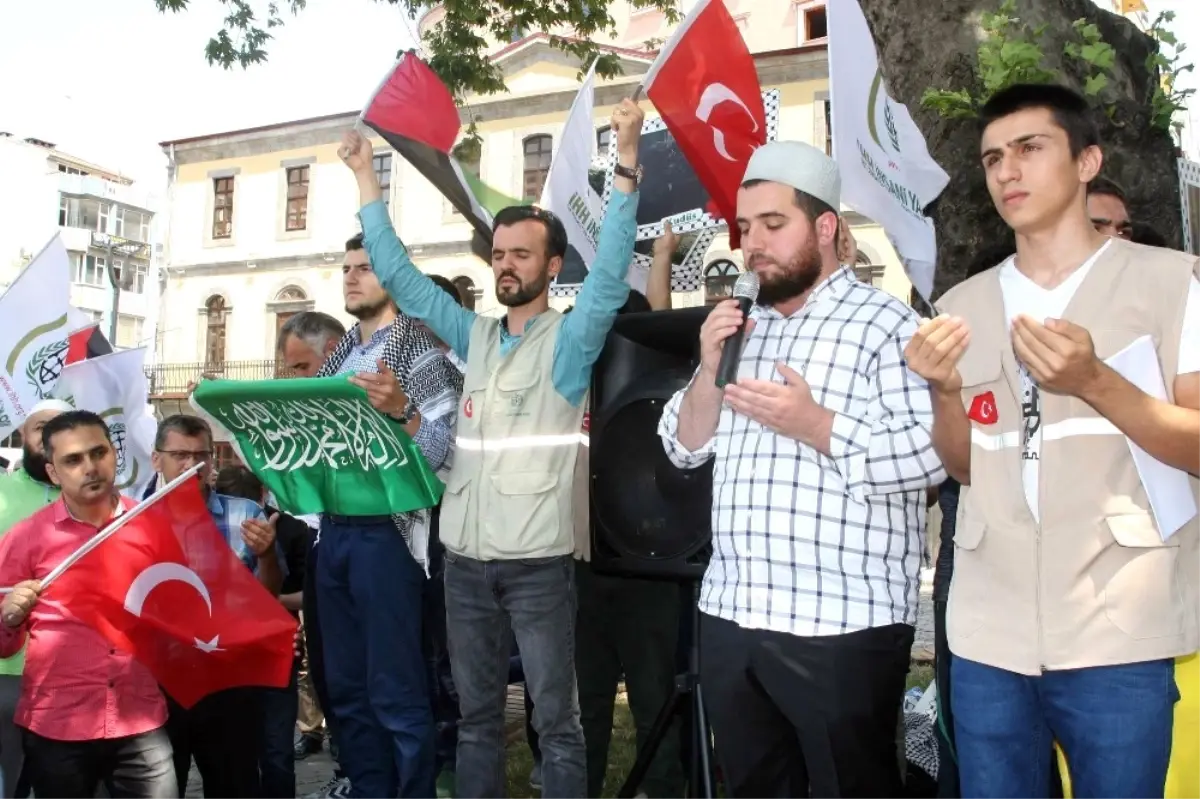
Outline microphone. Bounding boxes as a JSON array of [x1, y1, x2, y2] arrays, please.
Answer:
[[715, 271, 760, 388]]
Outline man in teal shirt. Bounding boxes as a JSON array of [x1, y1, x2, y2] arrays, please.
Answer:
[[0, 399, 70, 798], [338, 99, 643, 798]]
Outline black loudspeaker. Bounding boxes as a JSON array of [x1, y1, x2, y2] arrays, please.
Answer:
[[589, 306, 714, 579]]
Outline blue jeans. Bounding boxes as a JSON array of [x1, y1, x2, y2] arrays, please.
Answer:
[[952, 656, 1178, 798], [317, 516, 435, 799], [259, 659, 300, 798], [444, 553, 585, 798]]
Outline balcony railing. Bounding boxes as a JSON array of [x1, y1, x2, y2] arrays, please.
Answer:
[[145, 360, 295, 396]]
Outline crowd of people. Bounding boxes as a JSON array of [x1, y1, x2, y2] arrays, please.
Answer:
[[0, 80, 1195, 799]]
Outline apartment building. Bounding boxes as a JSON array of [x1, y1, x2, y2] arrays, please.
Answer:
[[0, 133, 160, 351]]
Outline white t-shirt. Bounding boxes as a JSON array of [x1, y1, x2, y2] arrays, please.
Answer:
[[997, 241, 1200, 522]]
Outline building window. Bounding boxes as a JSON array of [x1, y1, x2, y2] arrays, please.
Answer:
[[704, 259, 740, 304], [373, 153, 393, 211], [75, 254, 107, 287], [596, 127, 612, 153], [823, 99, 833, 156], [801, 3, 828, 42], [60, 197, 101, 231], [99, 203, 110, 234], [284, 166, 310, 231], [116, 314, 144, 349], [112, 261, 148, 294], [204, 295, 228, 366], [213, 177, 234, 239], [112, 208, 150, 243], [272, 285, 308, 342], [853, 253, 885, 288], [451, 275, 478, 311], [522, 134, 553, 202], [59, 196, 68, 226]]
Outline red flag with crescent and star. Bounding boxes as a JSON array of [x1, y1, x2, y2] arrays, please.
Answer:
[[641, 0, 767, 249], [48, 477, 296, 708]]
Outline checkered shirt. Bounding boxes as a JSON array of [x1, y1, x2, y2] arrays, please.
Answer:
[[658, 266, 945, 637]]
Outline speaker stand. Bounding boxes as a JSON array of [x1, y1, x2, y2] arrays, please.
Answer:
[[617, 580, 715, 799]]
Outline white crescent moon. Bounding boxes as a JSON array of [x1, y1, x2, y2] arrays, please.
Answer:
[[124, 562, 213, 618], [695, 83, 760, 163]]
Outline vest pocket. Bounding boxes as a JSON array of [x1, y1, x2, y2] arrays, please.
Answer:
[[438, 470, 472, 555], [947, 518, 988, 639], [487, 471, 560, 556], [1103, 512, 1184, 640]]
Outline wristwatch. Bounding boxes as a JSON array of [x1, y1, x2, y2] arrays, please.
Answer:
[[613, 162, 643, 185], [391, 398, 418, 426]]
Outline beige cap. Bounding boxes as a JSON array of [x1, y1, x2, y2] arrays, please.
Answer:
[[742, 140, 841, 211]]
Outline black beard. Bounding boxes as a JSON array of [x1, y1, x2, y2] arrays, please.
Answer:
[[495, 269, 549, 308], [345, 298, 390, 320], [753, 241, 823, 307], [21, 445, 51, 485]]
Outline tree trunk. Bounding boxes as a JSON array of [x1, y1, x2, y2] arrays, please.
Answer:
[[856, 0, 1183, 298]]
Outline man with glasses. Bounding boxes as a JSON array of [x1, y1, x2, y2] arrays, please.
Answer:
[[150, 413, 283, 798]]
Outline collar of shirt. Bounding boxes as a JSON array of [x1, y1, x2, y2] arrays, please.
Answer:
[[53, 493, 128, 528], [751, 265, 857, 322], [354, 320, 394, 353], [497, 313, 544, 355]]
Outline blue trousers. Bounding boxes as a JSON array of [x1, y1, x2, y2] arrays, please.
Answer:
[[952, 656, 1178, 798], [317, 516, 434, 799]]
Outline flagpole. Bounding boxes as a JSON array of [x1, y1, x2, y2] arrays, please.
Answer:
[[0, 463, 205, 594]]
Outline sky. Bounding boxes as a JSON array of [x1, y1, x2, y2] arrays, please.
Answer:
[[0, 0, 1196, 195], [0, 0, 423, 190]]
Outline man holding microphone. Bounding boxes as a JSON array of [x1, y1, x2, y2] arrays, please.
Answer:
[[658, 140, 944, 797]]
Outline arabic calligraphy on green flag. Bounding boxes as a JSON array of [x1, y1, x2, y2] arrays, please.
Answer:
[[190, 376, 444, 517]]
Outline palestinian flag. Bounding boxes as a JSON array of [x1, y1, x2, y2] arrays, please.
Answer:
[[67, 324, 112, 363], [361, 52, 520, 261]]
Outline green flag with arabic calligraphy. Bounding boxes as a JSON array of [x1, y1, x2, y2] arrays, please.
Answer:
[[190, 376, 444, 517]]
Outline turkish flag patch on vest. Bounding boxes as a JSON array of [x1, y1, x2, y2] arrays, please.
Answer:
[[464, 397, 473, 418], [582, 412, 590, 433], [968, 391, 998, 425]]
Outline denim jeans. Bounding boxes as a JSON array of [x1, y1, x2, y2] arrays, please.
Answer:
[[259, 659, 300, 798], [952, 656, 1179, 798], [317, 516, 434, 799], [444, 553, 585, 798]]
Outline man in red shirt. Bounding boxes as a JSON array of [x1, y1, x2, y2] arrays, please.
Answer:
[[0, 410, 175, 798]]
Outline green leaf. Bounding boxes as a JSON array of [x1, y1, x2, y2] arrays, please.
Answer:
[[1083, 73, 1108, 96]]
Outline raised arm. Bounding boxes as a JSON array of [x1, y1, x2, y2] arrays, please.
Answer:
[[341, 130, 477, 361], [553, 99, 644, 405], [646, 221, 677, 311]]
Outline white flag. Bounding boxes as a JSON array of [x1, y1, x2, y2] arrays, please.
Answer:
[[0, 234, 76, 439], [541, 61, 603, 269], [52, 348, 157, 499], [828, 0, 949, 301]]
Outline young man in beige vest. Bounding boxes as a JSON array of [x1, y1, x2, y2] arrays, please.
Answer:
[[338, 99, 643, 799], [907, 83, 1200, 798]]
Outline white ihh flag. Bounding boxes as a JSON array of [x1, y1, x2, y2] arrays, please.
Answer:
[[827, 0, 949, 301], [52, 348, 157, 499], [541, 60, 603, 269], [0, 234, 78, 439]]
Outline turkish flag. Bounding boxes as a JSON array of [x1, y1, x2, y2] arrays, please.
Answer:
[[642, 0, 766, 248], [968, 391, 999, 426], [48, 477, 296, 708]]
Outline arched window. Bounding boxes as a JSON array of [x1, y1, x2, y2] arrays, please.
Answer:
[[852, 252, 885, 288], [204, 295, 227, 367], [273, 286, 308, 341], [704, 259, 740, 305], [522, 134, 553, 201], [452, 275, 478, 311]]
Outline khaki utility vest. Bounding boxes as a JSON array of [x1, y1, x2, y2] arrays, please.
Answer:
[[937, 240, 1200, 675], [438, 311, 587, 561]]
